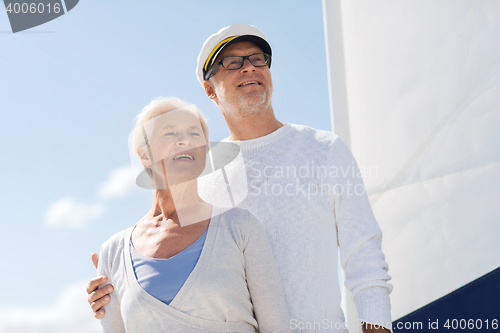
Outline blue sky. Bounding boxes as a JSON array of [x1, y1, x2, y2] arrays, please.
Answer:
[[0, 1, 331, 330]]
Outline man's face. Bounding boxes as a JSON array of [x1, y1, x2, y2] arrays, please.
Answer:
[[205, 41, 273, 115]]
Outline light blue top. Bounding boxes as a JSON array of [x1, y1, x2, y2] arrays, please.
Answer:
[[130, 229, 208, 305]]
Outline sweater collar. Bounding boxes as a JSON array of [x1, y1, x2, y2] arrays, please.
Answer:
[[222, 123, 292, 150]]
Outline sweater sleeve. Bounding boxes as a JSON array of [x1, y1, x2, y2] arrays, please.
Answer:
[[97, 241, 126, 333], [242, 211, 292, 333], [331, 137, 393, 331]]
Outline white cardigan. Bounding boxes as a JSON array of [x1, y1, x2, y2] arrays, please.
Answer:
[[97, 207, 292, 333]]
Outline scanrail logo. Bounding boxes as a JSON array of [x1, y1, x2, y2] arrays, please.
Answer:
[[3, 0, 78, 33]]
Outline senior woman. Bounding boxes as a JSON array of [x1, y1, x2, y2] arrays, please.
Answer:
[[96, 97, 291, 333]]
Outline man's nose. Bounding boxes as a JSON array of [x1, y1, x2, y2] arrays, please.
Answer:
[[240, 58, 256, 72]]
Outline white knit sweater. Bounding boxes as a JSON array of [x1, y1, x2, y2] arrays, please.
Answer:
[[199, 123, 393, 332]]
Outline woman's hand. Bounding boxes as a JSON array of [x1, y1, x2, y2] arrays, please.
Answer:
[[87, 253, 114, 319]]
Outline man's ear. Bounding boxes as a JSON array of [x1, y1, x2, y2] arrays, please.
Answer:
[[204, 80, 217, 99], [137, 146, 152, 168]]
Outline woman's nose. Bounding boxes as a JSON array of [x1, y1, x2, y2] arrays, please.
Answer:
[[176, 133, 192, 146]]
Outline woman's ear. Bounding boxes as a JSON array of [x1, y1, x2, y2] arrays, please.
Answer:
[[137, 146, 153, 168], [204, 80, 216, 99]]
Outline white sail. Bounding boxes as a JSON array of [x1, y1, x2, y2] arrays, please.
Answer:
[[323, 0, 500, 328]]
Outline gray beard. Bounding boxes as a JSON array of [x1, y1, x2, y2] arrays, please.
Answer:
[[219, 89, 273, 118], [237, 91, 270, 117]]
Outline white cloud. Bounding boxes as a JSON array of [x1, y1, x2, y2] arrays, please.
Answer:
[[98, 165, 136, 200], [43, 165, 135, 230], [44, 197, 104, 229], [0, 280, 100, 333]]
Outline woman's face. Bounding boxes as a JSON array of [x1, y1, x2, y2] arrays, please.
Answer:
[[142, 108, 208, 187]]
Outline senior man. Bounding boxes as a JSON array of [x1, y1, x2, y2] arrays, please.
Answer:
[[87, 24, 392, 333]]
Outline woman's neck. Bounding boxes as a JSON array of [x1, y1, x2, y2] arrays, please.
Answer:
[[147, 179, 211, 227]]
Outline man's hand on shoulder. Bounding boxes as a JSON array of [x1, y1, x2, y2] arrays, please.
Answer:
[[87, 253, 113, 319]]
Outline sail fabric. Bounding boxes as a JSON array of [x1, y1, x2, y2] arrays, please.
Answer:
[[324, 0, 500, 322], [393, 267, 500, 331]]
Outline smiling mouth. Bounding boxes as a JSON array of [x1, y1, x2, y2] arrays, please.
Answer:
[[238, 81, 261, 87], [173, 153, 195, 160]]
